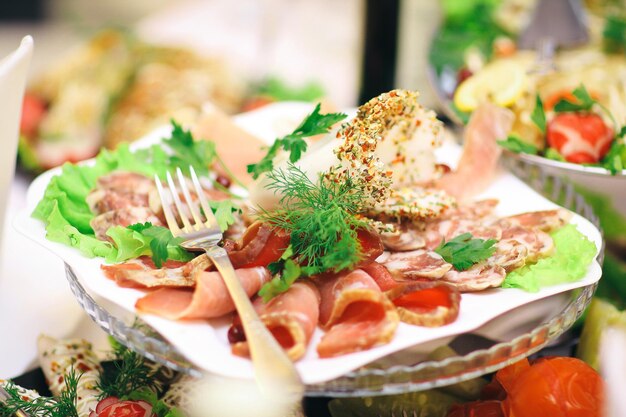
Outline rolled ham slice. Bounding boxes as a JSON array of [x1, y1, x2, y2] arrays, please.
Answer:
[[385, 281, 460, 327], [229, 281, 320, 360], [226, 221, 291, 269], [316, 269, 399, 358], [135, 267, 270, 320], [101, 256, 208, 288]]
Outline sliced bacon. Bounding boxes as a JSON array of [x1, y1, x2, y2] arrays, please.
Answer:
[[316, 269, 399, 358], [385, 281, 460, 327], [229, 281, 320, 360], [434, 103, 514, 201], [381, 249, 452, 280], [101, 255, 208, 289], [498, 209, 571, 233], [442, 263, 506, 292], [226, 221, 291, 268], [135, 267, 270, 320]]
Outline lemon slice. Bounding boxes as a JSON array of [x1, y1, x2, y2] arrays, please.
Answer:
[[454, 59, 528, 112]]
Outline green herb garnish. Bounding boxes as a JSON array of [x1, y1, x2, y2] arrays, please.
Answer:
[[0, 370, 80, 417], [127, 222, 186, 268], [553, 85, 595, 113], [497, 135, 539, 154], [530, 94, 547, 133], [96, 339, 158, 399], [435, 233, 497, 271], [258, 164, 368, 300], [259, 246, 302, 302], [601, 141, 626, 175], [247, 104, 347, 179]]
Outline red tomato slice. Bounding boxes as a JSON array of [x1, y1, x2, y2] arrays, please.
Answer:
[[20, 93, 47, 138], [546, 113, 614, 164]]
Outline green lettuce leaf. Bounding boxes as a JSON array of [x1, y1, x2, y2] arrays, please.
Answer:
[[502, 224, 597, 292], [32, 121, 220, 265]]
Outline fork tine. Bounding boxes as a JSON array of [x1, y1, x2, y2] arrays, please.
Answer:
[[176, 167, 204, 230], [166, 171, 193, 233], [189, 166, 220, 231], [154, 174, 181, 237]]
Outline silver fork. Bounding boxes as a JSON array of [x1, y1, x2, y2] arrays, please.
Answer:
[[155, 166, 304, 399]]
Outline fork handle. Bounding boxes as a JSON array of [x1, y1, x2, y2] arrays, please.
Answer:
[[203, 246, 304, 395]]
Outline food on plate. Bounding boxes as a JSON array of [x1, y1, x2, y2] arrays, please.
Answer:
[[1, 335, 183, 417], [32, 89, 597, 365], [229, 280, 320, 360], [19, 29, 245, 171], [38, 335, 103, 417]]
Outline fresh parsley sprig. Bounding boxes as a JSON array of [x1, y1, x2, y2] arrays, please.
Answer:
[[435, 233, 497, 271], [531, 94, 547, 134], [247, 104, 347, 179], [258, 164, 369, 300], [127, 222, 187, 268]]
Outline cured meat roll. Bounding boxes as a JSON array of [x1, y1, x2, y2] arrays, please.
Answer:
[[385, 281, 460, 327], [229, 281, 320, 360], [316, 269, 399, 358], [37, 335, 102, 417], [135, 267, 270, 320]]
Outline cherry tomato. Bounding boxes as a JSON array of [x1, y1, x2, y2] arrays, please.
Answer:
[[20, 93, 47, 138], [502, 357, 604, 417], [546, 113, 614, 164]]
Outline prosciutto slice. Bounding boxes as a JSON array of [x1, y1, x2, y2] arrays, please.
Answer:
[[101, 255, 209, 288], [316, 269, 399, 358], [381, 249, 452, 280], [135, 267, 270, 320], [229, 281, 320, 360], [435, 103, 514, 201]]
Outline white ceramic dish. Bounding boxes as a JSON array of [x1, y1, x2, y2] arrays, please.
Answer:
[[14, 103, 603, 385]]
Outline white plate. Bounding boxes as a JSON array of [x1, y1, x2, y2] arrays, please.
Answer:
[[14, 103, 603, 385]]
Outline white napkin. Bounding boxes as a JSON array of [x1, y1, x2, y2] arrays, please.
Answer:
[[0, 36, 33, 260]]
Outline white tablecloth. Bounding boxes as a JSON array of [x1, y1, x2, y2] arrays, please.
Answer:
[[0, 175, 108, 378]]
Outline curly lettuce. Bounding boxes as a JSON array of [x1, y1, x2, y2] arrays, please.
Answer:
[[31, 121, 223, 265], [502, 224, 597, 292]]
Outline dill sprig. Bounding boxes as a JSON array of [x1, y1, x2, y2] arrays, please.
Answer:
[[259, 164, 369, 300], [96, 340, 158, 399], [1, 369, 80, 417]]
